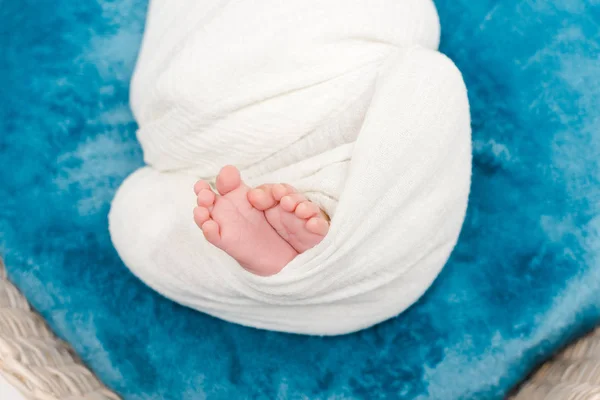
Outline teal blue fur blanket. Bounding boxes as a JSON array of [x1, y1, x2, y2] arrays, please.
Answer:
[[0, 0, 599, 398]]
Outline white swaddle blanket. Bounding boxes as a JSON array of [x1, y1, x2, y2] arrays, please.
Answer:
[[109, 0, 471, 335]]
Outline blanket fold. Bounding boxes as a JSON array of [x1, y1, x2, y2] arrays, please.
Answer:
[[109, 0, 471, 335]]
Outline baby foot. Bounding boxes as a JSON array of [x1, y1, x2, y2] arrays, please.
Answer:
[[193, 166, 298, 276], [248, 184, 330, 253]]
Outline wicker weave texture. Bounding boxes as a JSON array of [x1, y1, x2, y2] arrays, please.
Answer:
[[511, 326, 600, 400], [0, 259, 120, 400]]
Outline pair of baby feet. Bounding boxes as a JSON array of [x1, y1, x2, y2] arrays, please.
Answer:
[[193, 166, 330, 276]]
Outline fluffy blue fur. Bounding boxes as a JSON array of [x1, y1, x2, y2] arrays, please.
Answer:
[[1, 0, 599, 398]]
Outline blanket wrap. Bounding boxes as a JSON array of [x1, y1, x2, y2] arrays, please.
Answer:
[[109, 0, 472, 335]]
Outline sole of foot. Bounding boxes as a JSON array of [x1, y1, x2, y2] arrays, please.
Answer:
[[193, 166, 299, 276], [248, 183, 329, 253]]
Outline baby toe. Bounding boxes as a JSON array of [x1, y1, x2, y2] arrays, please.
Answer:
[[194, 180, 211, 195], [305, 217, 329, 236], [215, 165, 242, 195], [248, 185, 277, 210], [201, 220, 221, 245], [193, 207, 211, 227], [280, 193, 306, 212], [272, 183, 296, 201], [295, 201, 320, 219], [197, 188, 216, 207]]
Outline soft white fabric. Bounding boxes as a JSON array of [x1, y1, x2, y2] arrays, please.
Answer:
[[109, 0, 472, 335], [0, 374, 26, 400]]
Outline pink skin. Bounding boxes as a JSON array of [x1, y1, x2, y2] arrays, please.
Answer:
[[193, 166, 329, 275], [247, 184, 329, 253]]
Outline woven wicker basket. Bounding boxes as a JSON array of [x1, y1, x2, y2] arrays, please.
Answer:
[[0, 258, 119, 399], [512, 326, 600, 400], [0, 257, 598, 399]]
